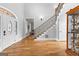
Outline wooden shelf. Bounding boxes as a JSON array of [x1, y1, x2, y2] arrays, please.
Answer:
[[71, 37, 76, 39], [66, 6, 79, 56], [76, 46, 79, 48]]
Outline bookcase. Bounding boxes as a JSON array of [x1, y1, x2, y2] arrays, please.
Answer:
[[66, 6, 79, 56]]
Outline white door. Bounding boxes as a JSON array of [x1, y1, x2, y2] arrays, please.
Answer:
[[0, 14, 16, 51], [0, 14, 2, 50], [0, 14, 7, 50], [1, 14, 13, 49], [1, 14, 9, 48]]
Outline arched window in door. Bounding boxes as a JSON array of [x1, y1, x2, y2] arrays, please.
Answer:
[[0, 5, 17, 38], [0, 6, 17, 19]]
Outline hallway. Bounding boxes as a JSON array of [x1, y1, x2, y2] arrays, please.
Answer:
[[2, 36, 67, 56]]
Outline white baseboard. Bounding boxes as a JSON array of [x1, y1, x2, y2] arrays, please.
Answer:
[[0, 37, 22, 52], [35, 38, 56, 41], [35, 38, 66, 42], [56, 39, 66, 42], [0, 34, 29, 52]]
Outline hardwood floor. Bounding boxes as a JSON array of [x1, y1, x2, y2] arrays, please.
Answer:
[[2, 36, 68, 56]]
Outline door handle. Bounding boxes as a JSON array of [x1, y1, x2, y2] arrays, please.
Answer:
[[3, 30, 6, 36]]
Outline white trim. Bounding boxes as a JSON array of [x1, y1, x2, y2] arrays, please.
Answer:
[[0, 37, 22, 52], [56, 39, 66, 42], [0, 34, 29, 52], [0, 5, 17, 19], [35, 38, 56, 41]]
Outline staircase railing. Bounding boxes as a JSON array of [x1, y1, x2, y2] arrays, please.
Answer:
[[34, 15, 56, 37], [34, 3, 64, 38], [55, 3, 64, 16]]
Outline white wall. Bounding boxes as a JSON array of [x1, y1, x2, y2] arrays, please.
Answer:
[[57, 3, 79, 41], [24, 3, 58, 41], [37, 3, 79, 41], [1, 3, 77, 51], [36, 25, 56, 41], [0, 3, 25, 52], [0, 3, 58, 52], [0, 3, 25, 36], [24, 3, 58, 29]]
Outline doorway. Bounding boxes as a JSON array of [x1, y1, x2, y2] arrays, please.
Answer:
[[26, 18, 34, 35]]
